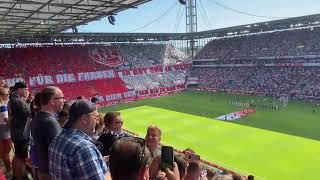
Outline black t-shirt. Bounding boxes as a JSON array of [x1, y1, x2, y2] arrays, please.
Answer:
[[31, 111, 61, 173], [8, 94, 31, 141], [97, 130, 129, 156]]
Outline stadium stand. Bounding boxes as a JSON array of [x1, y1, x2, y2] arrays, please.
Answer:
[[0, 44, 191, 104], [3, 6, 320, 179], [192, 28, 320, 99], [195, 29, 320, 60]]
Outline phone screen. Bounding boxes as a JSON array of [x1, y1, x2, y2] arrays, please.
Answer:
[[161, 146, 174, 170]]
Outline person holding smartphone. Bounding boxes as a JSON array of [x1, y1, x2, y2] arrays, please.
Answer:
[[149, 145, 181, 180], [109, 137, 180, 180]]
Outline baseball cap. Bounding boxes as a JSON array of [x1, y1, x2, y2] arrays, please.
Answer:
[[13, 82, 27, 91], [63, 99, 97, 128]]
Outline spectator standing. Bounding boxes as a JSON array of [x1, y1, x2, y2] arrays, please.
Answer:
[[206, 169, 217, 180], [49, 99, 108, 180], [145, 125, 162, 162], [31, 87, 65, 180], [174, 155, 188, 180], [91, 113, 104, 143], [0, 87, 11, 175], [97, 112, 128, 156], [8, 82, 31, 180], [29, 93, 41, 180], [185, 161, 201, 180], [109, 137, 151, 180], [58, 102, 71, 126], [91, 96, 99, 104]]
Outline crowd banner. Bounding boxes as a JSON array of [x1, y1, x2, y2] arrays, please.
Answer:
[[5, 63, 191, 87]]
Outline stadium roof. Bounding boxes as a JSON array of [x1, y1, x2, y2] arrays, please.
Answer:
[[1, 4, 320, 44], [196, 13, 320, 38], [0, 0, 150, 38]]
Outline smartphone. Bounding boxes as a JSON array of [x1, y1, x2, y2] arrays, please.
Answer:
[[161, 146, 174, 170]]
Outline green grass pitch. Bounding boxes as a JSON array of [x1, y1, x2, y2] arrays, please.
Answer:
[[99, 90, 320, 179]]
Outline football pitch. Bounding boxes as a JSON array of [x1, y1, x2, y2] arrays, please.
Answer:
[[100, 90, 320, 179]]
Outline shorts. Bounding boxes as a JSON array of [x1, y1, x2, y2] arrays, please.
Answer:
[[13, 139, 31, 160], [0, 138, 12, 157]]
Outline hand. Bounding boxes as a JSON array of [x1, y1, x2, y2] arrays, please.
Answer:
[[103, 155, 109, 164], [164, 162, 180, 180], [149, 156, 161, 178], [105, 171, 112, 180], [155, 170, 168, 180]]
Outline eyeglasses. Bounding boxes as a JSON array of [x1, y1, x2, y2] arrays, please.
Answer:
[[53, 97, 65, 100], [120, 137, 149, 165]]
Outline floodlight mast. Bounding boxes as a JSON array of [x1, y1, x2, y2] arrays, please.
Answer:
[[185, 0, 197, 59]]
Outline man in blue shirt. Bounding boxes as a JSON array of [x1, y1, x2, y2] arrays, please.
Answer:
[[49, 99, 108, 180]]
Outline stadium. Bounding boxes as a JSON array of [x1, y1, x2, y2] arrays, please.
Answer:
[[0, 0, 320, 180]]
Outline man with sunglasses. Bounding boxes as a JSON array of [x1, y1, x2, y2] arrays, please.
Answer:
[[49, 99, 108, 180], [97, 111, 129, 156], [31, 86, 65, 180]]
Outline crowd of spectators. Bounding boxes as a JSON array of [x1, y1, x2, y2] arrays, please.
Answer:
[[0, 44, 190, 100], [193, 58, 320, 65], [0, 43, 189, 78], [122, 71, 187, 91], [116, 44, 188, 70], [192, 67, 320, 97], [0, 80, 248, 180], [195, 29, 320, 60], [192, 28, 320, 98]]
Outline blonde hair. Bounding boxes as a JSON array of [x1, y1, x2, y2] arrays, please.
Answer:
[[147, 125, 162, 136]]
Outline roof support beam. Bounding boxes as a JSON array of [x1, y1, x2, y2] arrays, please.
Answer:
[[0, 0, 151, 38]]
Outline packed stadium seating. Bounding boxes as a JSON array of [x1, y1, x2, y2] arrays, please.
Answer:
[[192, 29, 320, 98], [195, 29, 320, 60], [0, 44, 190, 102], [192, 67, 320, 96]]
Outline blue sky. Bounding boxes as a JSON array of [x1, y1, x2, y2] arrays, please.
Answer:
[[69, 0, 320, 33]]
